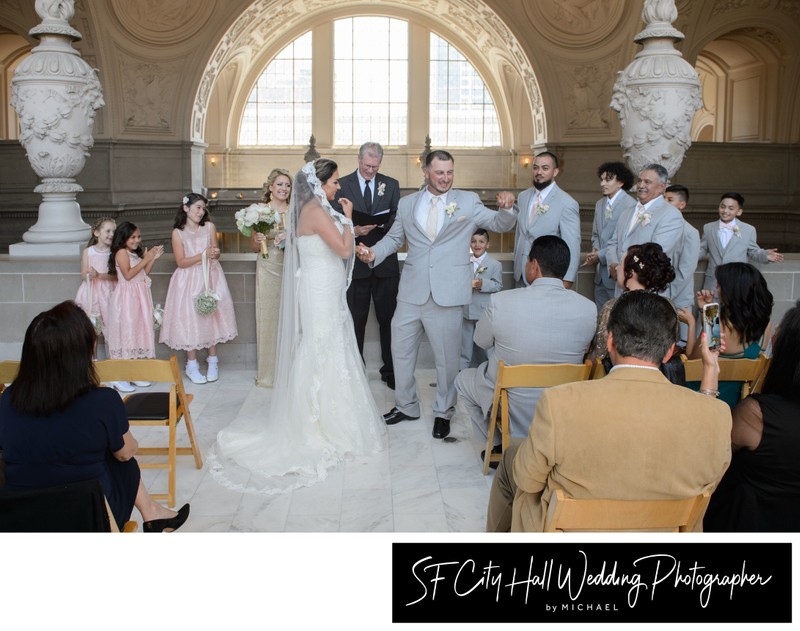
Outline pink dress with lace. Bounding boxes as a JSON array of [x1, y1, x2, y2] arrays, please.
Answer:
[[104, 251, 155, 359], [75, 245, 115, 332], [159, 224, 238, 351]]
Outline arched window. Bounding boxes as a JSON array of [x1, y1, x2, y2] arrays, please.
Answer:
[[239, 32, 312, 146], [334, 17, 408, 146], [238, 20, 500, 148], [429, 34, 501, 147]]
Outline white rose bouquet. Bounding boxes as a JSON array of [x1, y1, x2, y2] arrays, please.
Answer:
[[235, 202, 280, 258]]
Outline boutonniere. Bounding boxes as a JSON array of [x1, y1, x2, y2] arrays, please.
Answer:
[[444, 202, 458, 217], [637, 212, 651, 227], [733, 225, 741, 238], [536, 202, 550, 215], [476, 266, 487, 275], [377, 182, 386, 197]]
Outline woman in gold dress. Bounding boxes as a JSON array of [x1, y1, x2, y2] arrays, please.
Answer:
[[252, 167, 292, 386]]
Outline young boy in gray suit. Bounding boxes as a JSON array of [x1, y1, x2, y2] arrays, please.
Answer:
[[461, 229, 503, 369], [698, 192, 784, 291]]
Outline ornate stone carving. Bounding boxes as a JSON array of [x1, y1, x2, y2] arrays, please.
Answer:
[[611, 0, 701, 176], [110, 0, 215, 45], [712, 0, 749, 15], [122, 60, 175, 130], [10, 0, 103, 248], [524, 0, 626, 48], [565, 62, 616, 130]]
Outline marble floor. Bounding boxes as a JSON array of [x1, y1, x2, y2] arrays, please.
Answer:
[[130, 366, 495, 532]]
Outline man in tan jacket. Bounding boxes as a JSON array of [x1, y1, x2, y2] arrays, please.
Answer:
[[486, 291, 732, 532]]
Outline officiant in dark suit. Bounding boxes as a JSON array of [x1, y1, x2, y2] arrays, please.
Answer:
[[333, 142, 401, 389]]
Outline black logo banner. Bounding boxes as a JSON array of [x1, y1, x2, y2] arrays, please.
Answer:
[[392, 543, 791, 623]]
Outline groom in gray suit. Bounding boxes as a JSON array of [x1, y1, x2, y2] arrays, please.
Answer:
[[513, 151, 581, 288], [357, 150, 518, 439]]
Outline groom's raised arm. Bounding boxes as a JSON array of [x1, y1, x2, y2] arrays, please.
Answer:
[[473, 190, 518, 233]]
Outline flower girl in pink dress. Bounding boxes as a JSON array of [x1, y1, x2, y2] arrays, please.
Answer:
[[159, 193, 238, 384], [75, 217, 135, 392], [75, 217, 116, 335], [104, 222, 164, 369]]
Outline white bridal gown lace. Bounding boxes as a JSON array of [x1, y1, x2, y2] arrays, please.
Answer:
[[209, 230, 387, 494]]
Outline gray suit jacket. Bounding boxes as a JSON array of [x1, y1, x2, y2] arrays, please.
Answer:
[[670, 220, 701, 309], [698, 220, 770, 290], [471, 277, 597, 436], [605, 196, 685, 293], [513, 183, 581, 284], [464, 254, 503, 320], [370, 188, 517, 307], [591, 192, 637, 290]]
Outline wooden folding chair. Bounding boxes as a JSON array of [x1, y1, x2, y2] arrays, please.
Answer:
[[95, 356, 202, 507], [483, 360, 592, 474], [0, 360, 20, 394], [589, 357, 607, 380], [680, 352, 769, 399], [544, 489, 711, 532]]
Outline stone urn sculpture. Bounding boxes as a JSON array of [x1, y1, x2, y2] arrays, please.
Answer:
[[610, 0, 701, 177], [10, 0, 104, 254]]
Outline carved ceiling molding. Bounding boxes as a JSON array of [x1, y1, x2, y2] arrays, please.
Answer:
[[110, 0, 217, 45], [523, 0, 629, 48], [712, 0, 800, 20], [190, 0, 545, 144]]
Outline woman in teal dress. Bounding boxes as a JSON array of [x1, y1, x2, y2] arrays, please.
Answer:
[[693, 262, 773, 408]]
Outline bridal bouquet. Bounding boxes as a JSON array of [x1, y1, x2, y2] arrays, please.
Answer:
[[235, 202, 280, 258]]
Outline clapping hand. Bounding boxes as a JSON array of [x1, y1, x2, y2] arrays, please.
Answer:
[[356, 244, 375, 263], [144, 244, 164, 262]]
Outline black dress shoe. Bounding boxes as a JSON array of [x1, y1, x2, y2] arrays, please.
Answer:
[[383, 407, 419, 425], [432, 417, 451, 439], [143, 503, 190, 533], [381, 374, 395, 390], [480, 445, 502, 469]]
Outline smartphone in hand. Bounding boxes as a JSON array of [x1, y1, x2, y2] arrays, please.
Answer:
[[702, 302, 721, 351]]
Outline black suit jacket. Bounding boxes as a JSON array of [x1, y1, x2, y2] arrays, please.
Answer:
[[333, 170, 400, 279]]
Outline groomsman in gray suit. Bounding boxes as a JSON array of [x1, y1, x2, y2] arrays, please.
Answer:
[[456, 236, 596, 443], [513, 152, 581, 288], [605, 163, 684, 296], [332, 142, 401, 389], [664, 185, 701, 317], [698, 191, 784, 291], [357, 150, 518, 439], [582, 162, 636, 310]]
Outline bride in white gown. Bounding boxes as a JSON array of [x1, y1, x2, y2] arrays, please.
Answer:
[[209, 159, 387, 494]]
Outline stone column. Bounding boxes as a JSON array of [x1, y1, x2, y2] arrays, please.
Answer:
[[610, 0, 702, 177], [9, 0, 104, 257]]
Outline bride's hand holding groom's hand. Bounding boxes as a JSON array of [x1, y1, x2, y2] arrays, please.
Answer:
[[356, 245, 375, 263]]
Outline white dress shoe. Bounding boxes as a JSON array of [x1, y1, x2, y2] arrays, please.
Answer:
[[206, 360, 218, 382], [110, 381, 135, 393], [185, 362, 207, 384]]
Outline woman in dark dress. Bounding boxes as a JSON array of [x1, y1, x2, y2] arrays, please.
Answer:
[[0, 301, 189, 532], [704, 300, 800, 531]]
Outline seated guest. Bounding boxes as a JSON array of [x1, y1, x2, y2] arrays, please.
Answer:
[[0, 301, 190, 532], [704, 300, 800, 531], [692, 262, 773, 408], [588, 242, 676, 363], [486, 291, 731, 532], [455, 236, 596, 444]]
